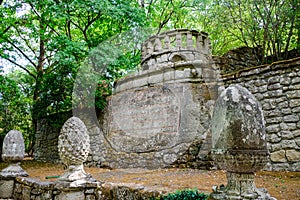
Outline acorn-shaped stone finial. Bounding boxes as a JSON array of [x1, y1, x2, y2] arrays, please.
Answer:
[[209, 84, 276, 200], [58, 117, 93, 182], [0, 130, 28, 177]]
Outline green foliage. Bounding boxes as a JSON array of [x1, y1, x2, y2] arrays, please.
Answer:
[[73, 27, 152, 112], [195, 0, 300, 60], [0, 72, 33, 152], [94, 51, 141, 110], [0, 0, 299, 146], [141, 0, 299, 60], [155, 189, 208, 200], [0, 0, 146, 130]]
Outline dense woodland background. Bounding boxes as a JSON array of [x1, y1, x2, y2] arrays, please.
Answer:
[[0, 0, 299, 154]]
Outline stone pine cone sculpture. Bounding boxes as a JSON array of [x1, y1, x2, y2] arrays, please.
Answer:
[[58, 116, 93, 182], [0, 130, 28, 177], [58, 116, 90, 166]]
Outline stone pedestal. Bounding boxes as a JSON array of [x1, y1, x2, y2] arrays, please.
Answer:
[[0, 178, 15, 199], [0, 130, 28, 199], [0, 162, 28, 177], [209, 85, 276, 200], [210, 172, 275, 200], [58, 164, 95, 185]]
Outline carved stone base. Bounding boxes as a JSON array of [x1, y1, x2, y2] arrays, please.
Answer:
[[58, 164, 95, 183], [0, 163, 28, 177], [209, 172, 276, 200]]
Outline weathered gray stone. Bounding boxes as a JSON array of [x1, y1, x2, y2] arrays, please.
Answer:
[[289, 99, 300, 108], [99, 34, 218, 169], [283, 114, 299, 123], [291, 162, 300, 171], [55, 191, 85, 200], [258, 85, 268, 93], [58, 117, 93, 182], [278, 101, 289, 108], [291, 76, 300, 84], [266, 124, 281, 133], [286, 90, 300, 98], [267, 83, 281, 90], [267, 134, 281, 143], [280, 77, 291, 85], [286, 150, 300, 162], [293, 130, 300, 138], [22, 185, 31, 199], [0, 130, 28, 177], [0, 179, 14, 198], [270, 143, 283, 152], [281, 139, 298, 149], [85, 194, 96, 200], [271, 163, 290, 171], [265, 109, 281, 117], [266, 117, 282, 124], [280, 131, 294, 139], [279, 122, 289, 130], [2, 130, 25, 162], [270, 150, 286, 163], [41, 191, 52, 199], [295, 137, 300, 147], [268, 77, 280, 84], [281, 108, 292, 115], [286, 123, 297, 130], [292, 106, 300, 113], [210, 84, 275, 200], [269, 90, 283, 98]]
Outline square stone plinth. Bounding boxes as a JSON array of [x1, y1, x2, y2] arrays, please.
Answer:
[[0, 179, 14, 198]]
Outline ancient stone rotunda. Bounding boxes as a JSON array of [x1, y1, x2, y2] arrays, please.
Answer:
[[90, 29, 221, 169]]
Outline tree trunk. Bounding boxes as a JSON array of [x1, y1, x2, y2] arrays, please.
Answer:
[[32, 19, 46, 149]]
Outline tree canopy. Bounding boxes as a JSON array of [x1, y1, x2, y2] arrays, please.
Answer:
[[0, 0, 299, 153]]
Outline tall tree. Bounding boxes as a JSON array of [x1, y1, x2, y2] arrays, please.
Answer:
[[0, 0, 145, 140], [198, 0, 300, 60]]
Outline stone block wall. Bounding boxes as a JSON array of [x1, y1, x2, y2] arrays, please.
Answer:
[[213, 46, 263, 75], [34, 111, 72, 162], [1, 176, 161, 200], [222, 57, 300, 171]]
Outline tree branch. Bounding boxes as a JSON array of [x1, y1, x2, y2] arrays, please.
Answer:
[[28, 2, 61, 37], [3, 57, 36, 79], [13, 26, 37, 57], [83, 12, 101, 34], [0, 26, 12, 36], [5, 39, 37, 68]]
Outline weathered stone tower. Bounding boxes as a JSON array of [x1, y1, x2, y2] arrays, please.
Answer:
[[96, 29, 220, 168]]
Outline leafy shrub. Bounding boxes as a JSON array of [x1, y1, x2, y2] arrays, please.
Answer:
[[155, 189, 208, 200]]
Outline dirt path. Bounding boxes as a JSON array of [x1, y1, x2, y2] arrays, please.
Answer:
[[1, 161, 299, 199]]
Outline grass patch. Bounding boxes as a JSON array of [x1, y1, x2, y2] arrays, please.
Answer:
[[154, 189, 208, 200]]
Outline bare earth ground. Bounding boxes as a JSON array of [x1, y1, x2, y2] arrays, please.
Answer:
[[1, 160, 299, 200]]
